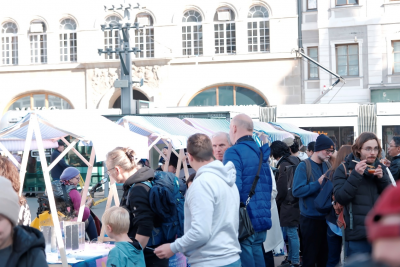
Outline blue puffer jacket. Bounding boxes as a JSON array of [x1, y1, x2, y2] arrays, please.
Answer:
[[223, 137, 272, 232]]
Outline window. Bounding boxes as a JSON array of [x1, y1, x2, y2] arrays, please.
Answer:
[[112, 90, 150, 108], [7, 93, 72, 111], [336, 44, 359, 76], [29, 21, 47, 64], [307, 0, 317, 9], [182, 10, 203, 56], [336, 0, 358, 5], [393, 41, 400, 73], [59, 18, 77, 62], [1, 22, 18, 65], [104, 16, 121, 60], [247, 6, 270, 53], [188, 85, 267, 106], [135, 13, 154, 58], [308, 47, 319, 79], [214, 8, 236, 54]]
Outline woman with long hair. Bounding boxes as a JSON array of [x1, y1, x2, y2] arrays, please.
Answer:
[[325, 145, 352, 267], [0, 155, 31, 226]]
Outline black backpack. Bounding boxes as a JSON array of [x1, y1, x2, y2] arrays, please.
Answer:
[[278, 156, 301, 204]]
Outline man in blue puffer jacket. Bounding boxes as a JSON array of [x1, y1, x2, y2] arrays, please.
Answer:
[[223, 114, 272, 267]]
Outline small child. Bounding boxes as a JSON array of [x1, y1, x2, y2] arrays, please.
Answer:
[[103, 207, 145, 267]]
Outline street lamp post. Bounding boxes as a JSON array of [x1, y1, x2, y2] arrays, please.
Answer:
[[98, 4, 144, 114]]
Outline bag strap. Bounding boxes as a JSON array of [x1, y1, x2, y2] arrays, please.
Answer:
[[246, 149, 263, 206], [305, 158, 313, 184]]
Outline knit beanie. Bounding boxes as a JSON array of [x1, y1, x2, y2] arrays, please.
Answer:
[[60, 167, 80, 181], [282, 137, 295, 147], [366, 181, 400, 242], [0, 176, 20, 226], [314, 135, 335, 152]]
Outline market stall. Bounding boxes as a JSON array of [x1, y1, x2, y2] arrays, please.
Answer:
[[0, 110, 148, 267], [269, 121, 318, 146]]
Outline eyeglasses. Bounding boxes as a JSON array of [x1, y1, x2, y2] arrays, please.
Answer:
[[106, 168, 115, 176], [325, 149, 334, 154], [388, 144, 399, 148], [362, 147, 379, 153]]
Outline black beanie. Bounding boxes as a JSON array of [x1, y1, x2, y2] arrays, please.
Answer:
[[314, 134, 335, 152]]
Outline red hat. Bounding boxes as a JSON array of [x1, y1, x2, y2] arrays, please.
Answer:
[[365, 181, 400, 242]]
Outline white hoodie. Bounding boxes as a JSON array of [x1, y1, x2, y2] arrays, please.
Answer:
[[170, 160, 241, 267]]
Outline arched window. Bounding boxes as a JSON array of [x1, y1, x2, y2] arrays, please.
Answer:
[[59, 18, 77, 62], [214, 8, 236, 54], [188, 85, 267, 107], [135, 13, 154, 58], [112, 89, 149, 108], [1, 22, 18, 65], [247, 6, 270, 53], [7, 93, 73, 111], [29, 20, 47, 64], [182, 10, 203, 56], [104, 16, 121, 60]]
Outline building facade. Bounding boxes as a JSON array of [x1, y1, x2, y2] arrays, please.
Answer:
[[301, 0, 400, 104], [0, 0, 302, 115]]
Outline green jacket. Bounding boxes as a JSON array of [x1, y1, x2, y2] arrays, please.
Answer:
[[106, 242, 145, 267]]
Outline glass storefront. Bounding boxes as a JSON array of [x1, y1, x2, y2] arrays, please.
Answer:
[[300, 126, 355, 149], [7, 93, 72, 111]]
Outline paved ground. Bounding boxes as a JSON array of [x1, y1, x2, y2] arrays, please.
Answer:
[[27, 195, 285, 267]]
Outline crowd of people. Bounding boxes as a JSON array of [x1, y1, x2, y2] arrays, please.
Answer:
[[0, 113, 400, 267]]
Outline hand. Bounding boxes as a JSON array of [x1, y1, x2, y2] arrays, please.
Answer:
[[374, 165, 383, 179], [355, 160, 367, 175], [85, 198, 93, 207], [154, 243, 174, 259], [380, 159, 391, 167], [318, 175, 325, 185]]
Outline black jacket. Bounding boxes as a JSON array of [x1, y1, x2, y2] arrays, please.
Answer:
[[50, 149, 69, 180], [120, 167, 159, 241], [5, 226, 48, 267], [276, 156, 301, 227], [389, 155, 400, 181], [333, 153, 391, 241]]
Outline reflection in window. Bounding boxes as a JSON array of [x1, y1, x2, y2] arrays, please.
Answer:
[[7, 93, 72, 111], [135, 13, 154, 58], [182, 10, 203, 56], [300, 126, 354, 148], [308, 47, 319, 79], [104, 16, 121, 60], [59, 18, 77, 62], [247, 6, 270, 53], [214, 9, 236, 54], [1, 22, 18, 65], [188, 85, 267, 107], [393, 41, 400, 73]]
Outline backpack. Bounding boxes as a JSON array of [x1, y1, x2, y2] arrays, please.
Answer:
[[127, 171, 184, 246], [51, 180, 76, 217], [278, 156, 301, 204], [302, 158, 332, 210]]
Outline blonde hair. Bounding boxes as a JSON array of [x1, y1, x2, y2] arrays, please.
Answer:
[[102, 206, 130, 235], [106, 147, 138, 171]]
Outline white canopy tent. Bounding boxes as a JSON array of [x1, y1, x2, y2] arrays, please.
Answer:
[[0, 110, 148, 267]]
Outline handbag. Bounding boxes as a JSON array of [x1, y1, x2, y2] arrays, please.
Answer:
[[238, 149, 264, 242], [314, 177, 334, 215]]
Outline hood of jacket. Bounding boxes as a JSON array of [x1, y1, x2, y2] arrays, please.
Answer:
[[115, 242, 143, 264], [196, 160, 237, 187], [123, 166, 154, 190], [6, 225, 45, 266]]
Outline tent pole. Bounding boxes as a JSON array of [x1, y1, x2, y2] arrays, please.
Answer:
[[163, 142, 172, 172], [0, 142, 21, 169], [148, 136, 162, 151], [60, 137, 91, 167], [153, 145, 167, 161], [98, 175, 118, 243], [31, 114, 68, 267], [18, 118, 34, 196], [161, 139, 180, 158], [47, 139, 78, 172], [77, 147, 96, 222]]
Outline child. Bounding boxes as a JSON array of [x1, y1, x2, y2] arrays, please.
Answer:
[[103, 206, 145, 267], [0, 176, 48, 266]]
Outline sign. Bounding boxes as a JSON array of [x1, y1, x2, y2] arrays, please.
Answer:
[[31, 149, 52, 158], [113, 79, 128, 88]]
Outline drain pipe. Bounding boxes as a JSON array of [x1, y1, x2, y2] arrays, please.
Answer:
[[298, 0, 304, 103]]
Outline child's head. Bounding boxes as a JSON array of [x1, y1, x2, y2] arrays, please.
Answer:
[[0, 176, 20, 248], [102, 206, 130, 238]]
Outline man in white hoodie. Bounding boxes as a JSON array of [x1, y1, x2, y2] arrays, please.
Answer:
[[155, 133, 241, 267]]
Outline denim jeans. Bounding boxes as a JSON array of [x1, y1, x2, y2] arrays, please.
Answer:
[[85, 215, 98, 241], [327, 226, 342, 267], [345, 239, 371, 258], [240, 231, 267, 267], [221, 259, 242, 267], [282, 227, 300, 265]]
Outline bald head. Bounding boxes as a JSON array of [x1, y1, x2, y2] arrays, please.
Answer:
[[229, 114, 254, 144]]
